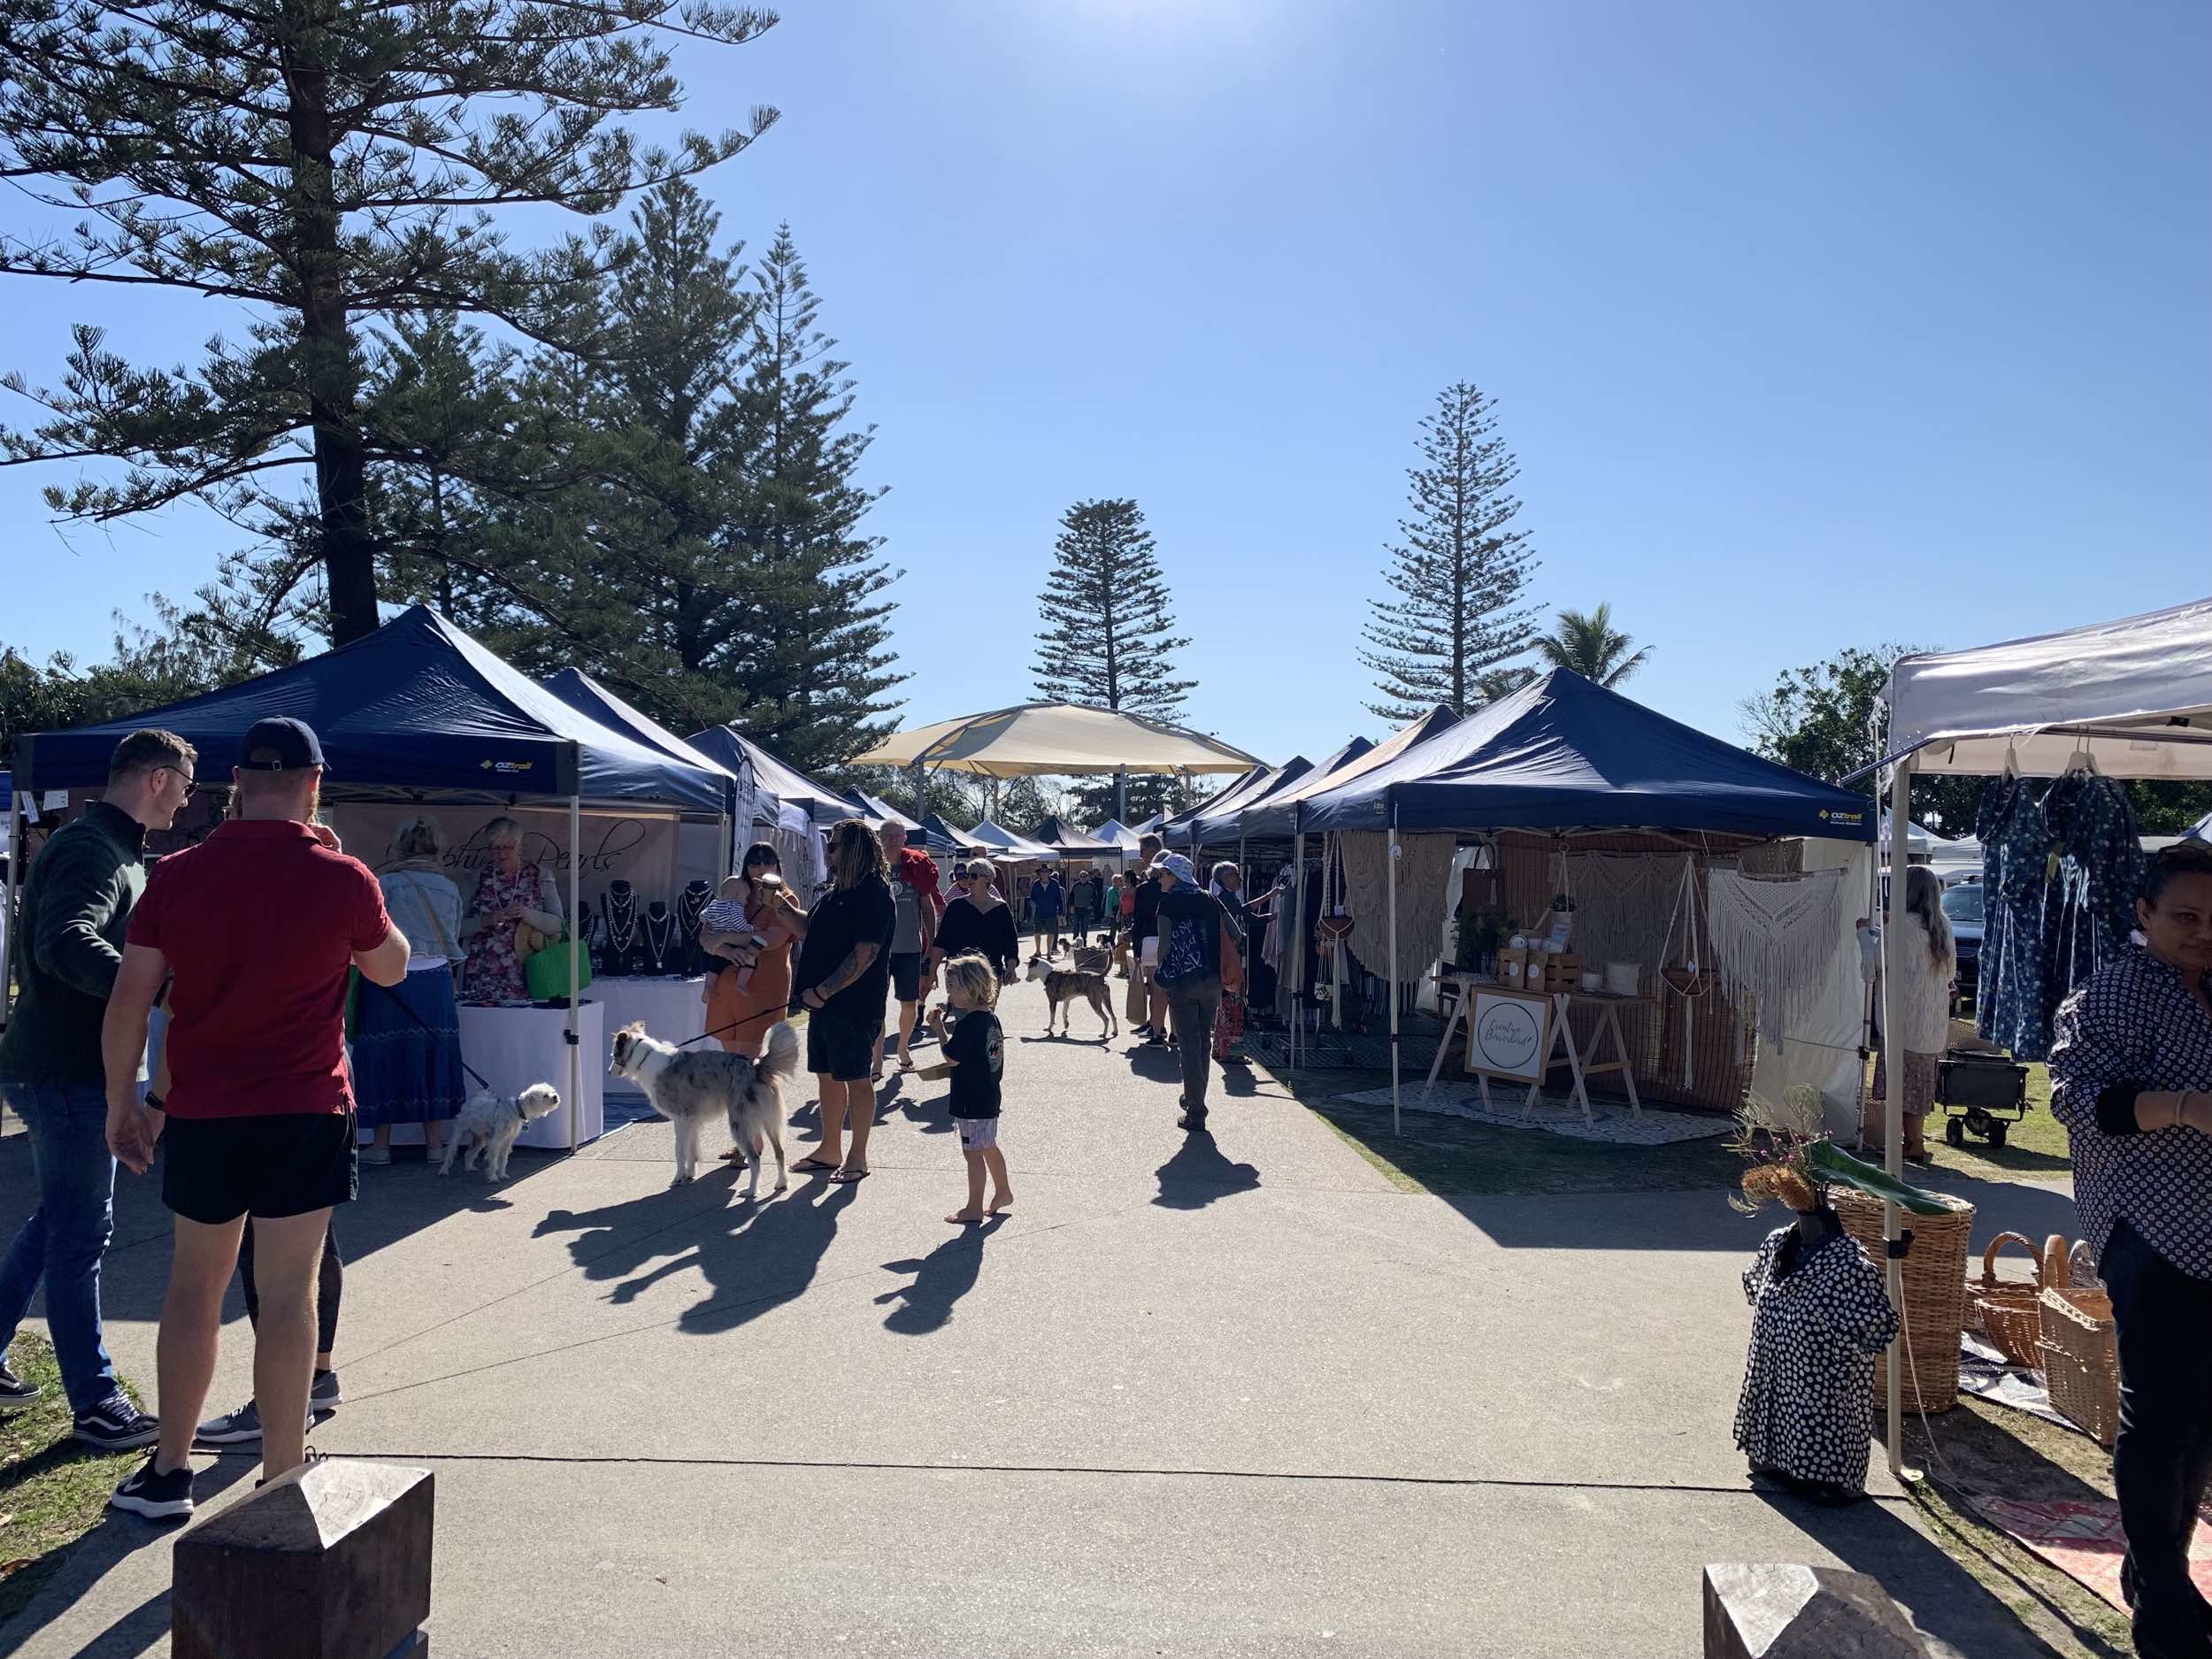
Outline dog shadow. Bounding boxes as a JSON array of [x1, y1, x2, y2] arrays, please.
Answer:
[[876, 1217, 1005, 1335], [1153, 1130, 1261, 1210]]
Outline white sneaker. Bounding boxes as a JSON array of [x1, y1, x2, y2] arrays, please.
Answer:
[[358, 1145, 392, 1165]]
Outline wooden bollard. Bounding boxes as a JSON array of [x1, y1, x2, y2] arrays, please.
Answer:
[[173, 1459, 434, 1659]]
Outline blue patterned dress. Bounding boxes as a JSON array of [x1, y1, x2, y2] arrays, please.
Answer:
[[1977, 778, 2050, 1058]]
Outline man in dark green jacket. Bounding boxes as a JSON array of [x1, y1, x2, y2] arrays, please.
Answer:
[[0, 730, 196, 1448]]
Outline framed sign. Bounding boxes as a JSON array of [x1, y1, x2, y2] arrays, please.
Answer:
[[1465, 988, 1552, 1083]]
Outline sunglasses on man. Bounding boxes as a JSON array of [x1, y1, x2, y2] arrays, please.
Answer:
[[157, 765, 198, 798]]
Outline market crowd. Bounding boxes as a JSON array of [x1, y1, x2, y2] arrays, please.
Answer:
[[0, 723, 1256, 1525]]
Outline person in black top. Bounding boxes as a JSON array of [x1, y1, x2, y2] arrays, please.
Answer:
[[790, 820, 896, 1183], [1149, 853, 1246, 1131], [917, 953, 1010, 1223], [1128, 833, 1166, 1037]]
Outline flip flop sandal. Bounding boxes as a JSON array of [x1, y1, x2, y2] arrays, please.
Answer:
[[791, 1156, 840, 1174], [828, 1167, 871, 1184]]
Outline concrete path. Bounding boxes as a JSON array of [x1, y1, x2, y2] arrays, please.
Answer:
[[0, 977, 2067, 1658]]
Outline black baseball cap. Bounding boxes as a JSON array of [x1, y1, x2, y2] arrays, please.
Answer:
[[238, 716, 326, 772]]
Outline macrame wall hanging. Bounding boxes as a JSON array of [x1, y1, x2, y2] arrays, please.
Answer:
[[1704, 867, 1848, 1049]]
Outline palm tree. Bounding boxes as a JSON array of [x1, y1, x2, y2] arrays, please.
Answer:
[[1472, 664, 1538, 705], [1535, 603, 1650, 687]]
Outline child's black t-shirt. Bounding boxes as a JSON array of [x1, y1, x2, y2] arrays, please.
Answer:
[[944, 1009, 1003, 1119]]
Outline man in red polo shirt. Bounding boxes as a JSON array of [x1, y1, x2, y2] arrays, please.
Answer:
[[101, 718, 410, 1519]]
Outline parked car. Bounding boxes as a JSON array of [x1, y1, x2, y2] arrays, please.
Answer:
[[1941, 880, 1985, 1012]]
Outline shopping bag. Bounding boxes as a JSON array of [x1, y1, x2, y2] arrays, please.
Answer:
[[523, 933, 594, 1003]]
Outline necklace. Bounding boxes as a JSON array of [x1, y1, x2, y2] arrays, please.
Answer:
[[678, 881, 710, 936], [643, 907, 676, 972], [604, 884, 638, 956]]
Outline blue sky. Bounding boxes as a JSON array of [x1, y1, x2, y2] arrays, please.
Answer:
[[4, 0, 2207, 770]]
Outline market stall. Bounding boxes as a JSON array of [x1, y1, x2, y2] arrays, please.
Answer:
[[855, 700, 1258, 826], [5, 606, 735, 1151], [1290, 669, 1878, 1137], [685, 723, 839, 891], [1863, 594, 2212, 1473]]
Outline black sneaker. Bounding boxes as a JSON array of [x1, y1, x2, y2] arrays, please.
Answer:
[[0, 1362, 40, 1414], [311, 1369, 342, 1410], [197, 1394, 314, 1448], [1178, 1110, 1209, 1132], [74, 1395, 160, 1451], [111, 1454, 195, 1521]]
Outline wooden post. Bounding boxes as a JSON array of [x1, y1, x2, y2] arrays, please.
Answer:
[[173, 1458, 434, 1659]]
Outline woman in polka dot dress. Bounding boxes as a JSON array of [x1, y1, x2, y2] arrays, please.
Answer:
[[1732, 1164, 1900, 1503]]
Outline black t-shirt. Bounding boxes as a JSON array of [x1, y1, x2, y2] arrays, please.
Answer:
[[794, 874, 895, 1018], [1133, 873, 1164, 945], [944, 1009, 1004, 1118], [1154, 887, 1230, 987], [933, 895, 1021, 979]]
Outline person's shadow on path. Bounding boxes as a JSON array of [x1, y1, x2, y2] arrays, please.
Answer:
[[534, 1173, 858, 1335], [1154, 1130, 1261, 1210], [877, 1217, 1005, 1334]]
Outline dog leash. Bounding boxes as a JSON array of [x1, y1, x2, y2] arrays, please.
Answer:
[[356, 974, 495, 1091], [673, 1004, 791, 1051]]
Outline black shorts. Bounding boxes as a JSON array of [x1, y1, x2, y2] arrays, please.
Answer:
[[889, 951, 924, 1003], [806, 1009, 883, 1083], [162, 1111, 359, 1225]]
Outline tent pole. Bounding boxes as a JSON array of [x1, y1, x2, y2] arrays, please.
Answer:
[[1, 791, 23, 1035], [1388, 807, 1400, 1137], [0, 792, 22, 1133], [568, 793, 583, 1156], [1882, 757, 1913, 1478], [1116, 766, 1127, 824], [1292, 826, 1306, 1070]]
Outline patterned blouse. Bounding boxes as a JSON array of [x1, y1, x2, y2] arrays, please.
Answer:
[[2048, 945, 2212, 1281]]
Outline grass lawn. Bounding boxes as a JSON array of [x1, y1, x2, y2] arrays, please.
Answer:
[[1901, 1398, 2133, 1659], [0, 1333, 145, 1624], [1270, 1067, 1743, 1197]]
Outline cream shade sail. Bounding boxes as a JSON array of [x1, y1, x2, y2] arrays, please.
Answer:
[[855, 703, 1260, 778]]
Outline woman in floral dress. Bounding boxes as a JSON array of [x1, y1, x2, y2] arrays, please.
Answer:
[[458, 817, 564, 1003]]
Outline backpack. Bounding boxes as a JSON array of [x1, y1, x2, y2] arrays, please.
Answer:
[[1154, 896, 1216, 988]]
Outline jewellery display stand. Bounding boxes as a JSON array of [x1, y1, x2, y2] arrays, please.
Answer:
[[603, 881, 646, 976], [641, 902, 677, 976], [678, 879, 714, 977]]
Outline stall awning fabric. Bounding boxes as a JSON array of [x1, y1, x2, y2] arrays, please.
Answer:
[[1164, 758, 1310, 848], [19, 605, 726, 811], [542, 670, 738, 797], [1238, 707, 1461, 838], [843, 789, 922, 832], [854, 703, 1260, 779], [1299, 670, 1878, 841], [1879, 596, 2212, 780], [1192, 734, 1379, 843], [968, 819, 1057, 860], [1086, 818, 1142, 855], [920, 813, 987, 854], [1028, 816, 1118, 857], [687, 726, 848, 827]]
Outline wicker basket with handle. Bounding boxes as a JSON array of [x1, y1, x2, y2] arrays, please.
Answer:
[[1833, 1186, 1976, 1414], [1970, 1232, 2051, 1371], [2039, 1234, 2120, 1447]]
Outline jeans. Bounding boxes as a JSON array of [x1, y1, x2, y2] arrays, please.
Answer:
[[1163, 978, 1223, 1116], [2101, 1218, 2212, 1651], [0, 1083, 121, 1414]]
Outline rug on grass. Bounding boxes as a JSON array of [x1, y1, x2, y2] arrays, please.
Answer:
[[1332, 1082, 1731, 1147], [1973, 1497, 2212, 1613], [1958, 1331, 2070, 1428]]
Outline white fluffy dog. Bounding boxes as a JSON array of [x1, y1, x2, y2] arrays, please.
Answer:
[[438, 1082, 562, 1182], [609, 1018, 800, 1197]]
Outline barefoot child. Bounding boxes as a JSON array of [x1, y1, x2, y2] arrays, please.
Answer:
[[915, 952, 1010, 1223]]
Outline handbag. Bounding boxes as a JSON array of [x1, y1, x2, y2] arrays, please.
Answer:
[[524, 932, 593, 1003]]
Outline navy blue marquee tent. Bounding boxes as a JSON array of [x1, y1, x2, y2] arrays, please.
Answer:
[[1297, 669, 1877, 841], [687, 725, 848, 828], [17, 607, 729, 815]]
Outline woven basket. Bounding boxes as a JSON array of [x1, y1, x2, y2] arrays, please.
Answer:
[[1833, 1186, 1976, 1414], [2039, 1271, 2120, 1448], [1970, 1232, 2051, 1371]]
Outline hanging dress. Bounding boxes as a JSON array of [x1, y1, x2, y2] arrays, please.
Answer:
[[1733, 1222, 1900, 1493]]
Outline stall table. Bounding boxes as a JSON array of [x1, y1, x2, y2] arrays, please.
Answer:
[[593, 975, 710, 1097], [1422, 973, 1654, 1120]]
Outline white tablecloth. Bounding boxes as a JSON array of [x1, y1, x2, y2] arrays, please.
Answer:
[[454, 1001, 604, 1148], [591, 976, 709, 1096]]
